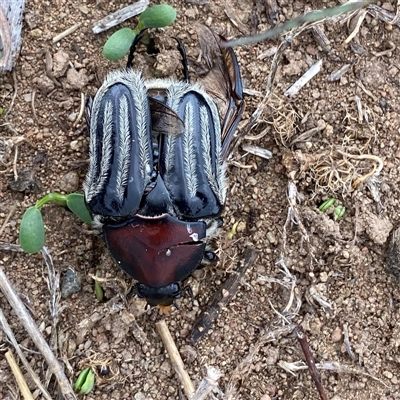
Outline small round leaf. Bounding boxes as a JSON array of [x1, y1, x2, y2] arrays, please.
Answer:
[[19, 207, 45, 253], [103, 28, 136, 61], [66, 194, 92, 224], [139, 5, 177, 28]]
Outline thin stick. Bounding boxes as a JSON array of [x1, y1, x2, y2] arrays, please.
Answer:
[[5, 350, 34, 400], [191, 248, 259, 343], [0, 265, 77, 400], [92, 0, 149, 33], [284, 59, 323, 97], [296, 326, 327, 400], [0, 308, 53, 400], [155, 320, 195, 399], [52, 23, 81, 43]]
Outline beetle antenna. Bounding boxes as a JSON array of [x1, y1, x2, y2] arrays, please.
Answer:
[[126, 28, 148, 70], [172, 37, 189, 83]]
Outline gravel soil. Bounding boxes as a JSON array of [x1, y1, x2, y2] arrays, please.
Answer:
[[1, 1, 400, 399]]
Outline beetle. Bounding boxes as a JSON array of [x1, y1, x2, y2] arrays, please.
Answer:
[[84, 25, 244, 307]]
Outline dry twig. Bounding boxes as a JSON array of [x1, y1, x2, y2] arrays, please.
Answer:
[[156, 320, 195, 399], [296, 327, 327, 400]]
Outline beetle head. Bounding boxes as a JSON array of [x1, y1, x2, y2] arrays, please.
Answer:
[[135, 283, 183, 307]]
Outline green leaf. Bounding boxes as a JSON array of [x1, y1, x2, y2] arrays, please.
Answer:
[[318, 198, 335, 212], [66, 193, 92, 224], [334, 205, 346, 219], [139, 4, 177, 28], [103, 28, 136, 61], [75, 367, 95, 394], [79, 369, 95, 394], [19, 207, 45, 253], [0, 107, 4, 116]]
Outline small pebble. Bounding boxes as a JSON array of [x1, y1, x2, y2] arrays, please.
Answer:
[[383, 370, 393, 379], [23, 93, 32, 102], [70, 140, 80, 151], [320, 271, 328, 282], [68, 112, 77, 122], [59, 170, 80, 192], [267, 231, 276, 244], [61, 267, 81, 298], [331, 327, 342, 342]]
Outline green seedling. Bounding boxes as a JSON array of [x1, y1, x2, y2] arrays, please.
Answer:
[[334, 205, 346, 220], [74, 367, 95, 395], [94, 273, 104, 302], [318, 198, 336, 213], [19, 193, 92, 254], [0, 107, 4, 116], [103, 4, 177, 61]]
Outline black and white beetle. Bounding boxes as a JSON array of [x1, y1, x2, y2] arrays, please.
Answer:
[[84, 26, 244, 307]]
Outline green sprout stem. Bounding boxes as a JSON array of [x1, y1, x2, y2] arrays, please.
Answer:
[[35, 193, 67, 209]]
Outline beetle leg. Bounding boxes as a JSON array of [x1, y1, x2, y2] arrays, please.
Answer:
[[126, 28, 148, 70], [172, 37, 189, 83]]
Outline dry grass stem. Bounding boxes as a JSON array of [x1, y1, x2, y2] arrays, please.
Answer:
[[0, 266, 77, 399], [52, 23, 81, 43], [367, 4, 400, 27], [0, 301, 54, 400], [73, 92, 86, 127], [343, 323, 356, 361], [225, 325, 296, 399], [235, 36, 291, 152], [5, 350, 34, 400], [192, 366, 223, 400], [278, 360, 391, 389], [241, 144, 272, 160], [284, 59, 323, 97], [0, 242, 24, 252], [92, 0, 149, 33], [224, 4, 248, 35], [283, 181, 310, 253], [345, 9, 368, 43]]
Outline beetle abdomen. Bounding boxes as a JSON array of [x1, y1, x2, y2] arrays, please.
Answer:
[[85, 70, 153, 219]]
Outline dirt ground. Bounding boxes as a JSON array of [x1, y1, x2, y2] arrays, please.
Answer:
[[1, 0, 400, 399]]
